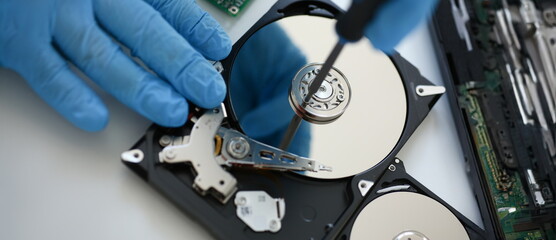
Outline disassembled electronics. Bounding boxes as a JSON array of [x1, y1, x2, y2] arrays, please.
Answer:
[[127, 106, 332, 203], [279, 0, 390, 150], [121, 0, 488, 239], [433, 0, 556, 238], [274, 15, 410, 180]]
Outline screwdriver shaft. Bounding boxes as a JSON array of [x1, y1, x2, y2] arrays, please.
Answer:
[[279, 115, 302, 150], [304, 42, 345, 103], [279, 41, 345, 151]]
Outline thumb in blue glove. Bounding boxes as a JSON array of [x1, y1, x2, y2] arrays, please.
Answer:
[[365, 0, 438, 54], [0, 0, 231, 131]]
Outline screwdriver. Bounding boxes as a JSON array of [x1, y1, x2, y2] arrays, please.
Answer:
[[279, 0, 389, 151]]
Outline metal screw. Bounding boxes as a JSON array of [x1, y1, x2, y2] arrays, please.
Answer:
[[236, 196, 247, 206], [269, 219, 280, 231], [227, 137, 250, 159], [324, 223, 334, 232], [159, 135, 172, 147], [388, 164, 396, 171], [395, 159, 400, 164], [337, 94, 345, 101], [165, 149, 176, 160]]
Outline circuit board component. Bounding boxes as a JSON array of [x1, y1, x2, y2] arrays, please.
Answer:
[[457, 1, 556, 239], [206, 0, 251, 17]]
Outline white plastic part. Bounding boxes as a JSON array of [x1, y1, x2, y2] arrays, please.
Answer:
[[234, 191, 285, 233]]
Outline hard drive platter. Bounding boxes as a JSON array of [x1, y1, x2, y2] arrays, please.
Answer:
[[228, 15, 407, 179], [350, 192, 469, 240], [120, 0, 485, 239]]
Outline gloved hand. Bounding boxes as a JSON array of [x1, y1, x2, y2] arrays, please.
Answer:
[[365, 0, 438, 54], [230, 23, 311, 157], [0, 0, 230, 131]]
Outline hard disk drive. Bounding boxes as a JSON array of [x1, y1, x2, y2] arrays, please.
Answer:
[[121, 0, 488, 239]]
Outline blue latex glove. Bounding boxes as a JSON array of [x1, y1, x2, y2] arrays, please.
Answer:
[[0, 0, 231, 131], [231, 23, 311, 157], [365, 0, 438, 53]]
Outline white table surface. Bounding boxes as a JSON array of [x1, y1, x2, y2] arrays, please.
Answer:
[[0, 1, 482, 239]]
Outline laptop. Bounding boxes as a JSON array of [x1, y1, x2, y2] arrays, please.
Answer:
[[431, 0, 556, 238]]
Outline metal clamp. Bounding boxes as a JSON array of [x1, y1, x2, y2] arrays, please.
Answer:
[[159, 108, 238, 203], [415, 85, 446, 97], [121, 149, 144, 163], [357, 180, 374, 197], [289, 63, 351, 124], [234, 191, 285, 233]]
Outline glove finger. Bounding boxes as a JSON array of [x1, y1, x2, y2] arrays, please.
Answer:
[[94, 0, 226, 109], [53, 2, 188, 127], [8, 44, 108, 131], [145, 0, 231, 60], [364, 0, 437, 53]]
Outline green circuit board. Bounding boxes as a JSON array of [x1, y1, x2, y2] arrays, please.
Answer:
[[457, 0, 556, 238], [460, 86, 546, 240], [206, 0, 251, 17]]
